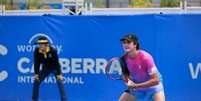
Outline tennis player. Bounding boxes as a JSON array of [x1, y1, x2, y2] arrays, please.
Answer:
[[32, 36, 67, 101], [119, 34, 165, 101]]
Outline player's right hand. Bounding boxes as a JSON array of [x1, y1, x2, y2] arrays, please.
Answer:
[[125, 79, 136, 88], [34, 74, 39, 81]]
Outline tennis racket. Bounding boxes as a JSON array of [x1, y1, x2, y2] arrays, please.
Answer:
[[105, 57, 129, 82]]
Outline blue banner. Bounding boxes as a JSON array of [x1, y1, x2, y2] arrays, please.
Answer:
[[0, 14, 201, 101]]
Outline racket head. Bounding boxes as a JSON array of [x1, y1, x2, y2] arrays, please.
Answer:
[[105, 57, 128, 82]]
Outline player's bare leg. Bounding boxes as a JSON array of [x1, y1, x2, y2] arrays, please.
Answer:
[[119, 92, 136, 101], [153, 91, 165, 101]]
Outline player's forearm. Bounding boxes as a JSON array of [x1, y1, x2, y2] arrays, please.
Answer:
[[134, 78, 160, 89]]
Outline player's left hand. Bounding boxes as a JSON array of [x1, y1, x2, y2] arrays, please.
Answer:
[[56, 75, 63, 80]]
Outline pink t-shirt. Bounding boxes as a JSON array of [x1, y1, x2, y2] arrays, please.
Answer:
[[124, 50, 160, 83]]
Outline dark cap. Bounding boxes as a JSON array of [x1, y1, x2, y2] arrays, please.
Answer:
[[34, 36, 49, 44], [120, 34, 138, 42], [120, 33, 140, 49]]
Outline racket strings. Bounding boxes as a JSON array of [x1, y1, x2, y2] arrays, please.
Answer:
[[105, 59, 123, 80]]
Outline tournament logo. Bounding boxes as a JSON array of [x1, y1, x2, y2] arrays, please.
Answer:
[[28, 33, 54, 44]]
